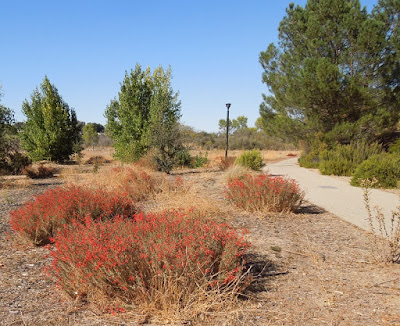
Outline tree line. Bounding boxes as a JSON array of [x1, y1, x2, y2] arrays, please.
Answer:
[[1, 0, 399, 175]]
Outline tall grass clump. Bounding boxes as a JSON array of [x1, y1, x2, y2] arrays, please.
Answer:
[[226, 173, 304, 213], [48, 210, 250, 318], [235, 150, 264, 171], [351, 153, 400, 188], [9, 185, 136, 245], [363, 180, 400, 263]]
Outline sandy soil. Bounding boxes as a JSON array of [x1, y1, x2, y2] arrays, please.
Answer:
[[1, 162, 400, 325]]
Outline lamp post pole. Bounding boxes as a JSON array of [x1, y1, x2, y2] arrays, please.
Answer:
[[225, 103, 231, 159]]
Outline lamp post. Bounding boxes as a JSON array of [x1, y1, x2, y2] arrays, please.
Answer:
[[225, 103, 231, 159]]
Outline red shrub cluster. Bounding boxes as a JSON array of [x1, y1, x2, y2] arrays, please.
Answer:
[[48, 210, 249, 311], [10, 185, 136, 245], [226, 174, 304, 213]]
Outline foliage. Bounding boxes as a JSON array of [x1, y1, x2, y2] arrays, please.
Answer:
[[298, 150, 321, 169], [82, 123, 99, 148], [20, 76, 81, 162], [218, 115, 248, 134], [24, 164, 55, 179], [319, 141, 382, 176], [179, 122, 295, 151], [6, 152, 32, 175], [192, 152, 209, 168], [351, 153, 400, 188], [388, 138, 400, 154], [0, 89, 29, 175], [9, 185, 136, 245], [176, 147, 192, 167], [105, 64, 181, 168], [259, 0, 400, 145], [47, 210, 249, 315], [226, 173, 304, 213], [236, 150, 264, 171]]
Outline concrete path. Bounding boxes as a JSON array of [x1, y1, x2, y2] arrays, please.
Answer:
[[264, 158, 400, 233]]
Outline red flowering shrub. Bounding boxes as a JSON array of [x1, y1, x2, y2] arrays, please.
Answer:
[[226, 173, 304, 213], [9, 185, 136, 245], [113, 167, 159, 201], [48, 210, 249, 313]]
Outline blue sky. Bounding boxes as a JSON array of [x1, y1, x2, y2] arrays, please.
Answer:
[[1, 0, 378, 132]]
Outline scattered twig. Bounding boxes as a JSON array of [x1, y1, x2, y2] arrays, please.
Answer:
[[370, 277, 400, 288]]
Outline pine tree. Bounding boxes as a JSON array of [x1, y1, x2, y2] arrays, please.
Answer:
[[259, 0, 400, 145], [21, 76, 80, 161]]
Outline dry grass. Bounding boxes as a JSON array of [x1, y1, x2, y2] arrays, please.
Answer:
[[81, 147, 115, 162]]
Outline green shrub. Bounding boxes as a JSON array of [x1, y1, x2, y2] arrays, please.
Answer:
[[235, 150, 264, 171], [5, 152, 31, 175], [176, 147, 192, 167], [319, 141, 382, 176], [351, 153, 400, 188], [388, 138, 400, 154], [192, 152, 209, 168], [298, 150, 321, 168]]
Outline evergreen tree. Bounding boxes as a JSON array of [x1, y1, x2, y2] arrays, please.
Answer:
[[105, 64, 181, 169], [21, 76, 80, 161], [259, 0, 400, 145]]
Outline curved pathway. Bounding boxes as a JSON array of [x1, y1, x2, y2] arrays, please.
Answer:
[[265, 158, 400, 233]]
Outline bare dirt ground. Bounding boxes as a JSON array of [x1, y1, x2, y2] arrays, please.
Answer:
[[1, 153, 400, 325]]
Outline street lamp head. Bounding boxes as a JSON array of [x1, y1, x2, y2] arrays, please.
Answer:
[[226, 103, 231, 109]]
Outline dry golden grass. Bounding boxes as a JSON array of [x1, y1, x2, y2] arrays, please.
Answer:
[[81, 147, 115, 162], [0, 176, 33, 190], [222, 164, 255, 184]]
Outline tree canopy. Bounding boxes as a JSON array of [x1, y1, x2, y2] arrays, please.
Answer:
[[105, 64, 181, 168], [259, 0, 400, 145], [82, 123, 99, 148], [21, 76, 81, 161]]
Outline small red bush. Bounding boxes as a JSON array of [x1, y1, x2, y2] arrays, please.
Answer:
[[10, 185, 136, 245], [226, 174, 304, 213], [48, 210, 249, 312]]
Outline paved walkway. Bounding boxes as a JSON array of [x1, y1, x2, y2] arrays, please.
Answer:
[[264, 158, 400, 233]]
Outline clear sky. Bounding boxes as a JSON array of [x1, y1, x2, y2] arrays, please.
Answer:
[[1, 0, 379, 132]]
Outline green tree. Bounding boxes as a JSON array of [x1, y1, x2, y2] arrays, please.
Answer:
[[259, 0, 400, 145], [218, 115, 248, 134], [105, 64, 181, 170], [82, 123, 99, 148], [21, 76, 81, 162], [0, 87, 15, 171]]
